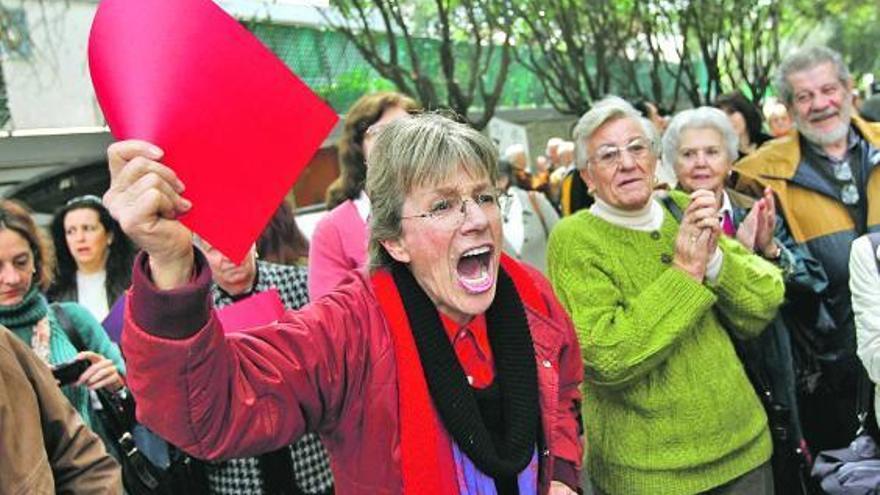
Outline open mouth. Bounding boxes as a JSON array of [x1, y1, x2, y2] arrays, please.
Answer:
[[457, 245, 494, 293]]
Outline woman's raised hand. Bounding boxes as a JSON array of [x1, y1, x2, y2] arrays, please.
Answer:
[[673, 190, 721, 282], [103, 140, 194, 289]]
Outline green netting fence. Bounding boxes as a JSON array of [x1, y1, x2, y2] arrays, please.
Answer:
[[246, 22, 692, 115], [246, 22, 553, 113]]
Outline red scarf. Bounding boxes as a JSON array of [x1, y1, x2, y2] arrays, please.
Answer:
[[372, 254, 546, 494]]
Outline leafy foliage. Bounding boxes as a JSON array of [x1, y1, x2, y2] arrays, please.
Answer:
[[315, 0, 872, 118], [326, 0, 514, 129]]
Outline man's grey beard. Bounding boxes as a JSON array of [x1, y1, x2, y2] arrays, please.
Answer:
[[795, 104, 853, 147]]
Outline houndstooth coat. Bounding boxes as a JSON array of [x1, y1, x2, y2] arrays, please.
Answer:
[[205, 260, 334, 495]]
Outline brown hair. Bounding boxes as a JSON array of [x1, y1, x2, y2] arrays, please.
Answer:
[[0, 200, 54, 290], [325, 91, 420, 210], [713, 91, 765, 147], [257, 201, 309, 265]]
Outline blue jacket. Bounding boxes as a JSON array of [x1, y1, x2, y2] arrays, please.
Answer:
[[734, 117, 880, 364]]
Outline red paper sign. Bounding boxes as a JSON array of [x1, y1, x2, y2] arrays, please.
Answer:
[[216, 289, 286, 333], [88, 0, 338, 263]]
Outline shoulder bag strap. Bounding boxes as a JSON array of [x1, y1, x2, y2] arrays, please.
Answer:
[[50, 303, 87, 353], [660, 194, 683, 224]]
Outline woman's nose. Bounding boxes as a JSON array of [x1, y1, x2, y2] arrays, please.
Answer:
[[618, 150, 638, 170], [460, 199, 490, 231]]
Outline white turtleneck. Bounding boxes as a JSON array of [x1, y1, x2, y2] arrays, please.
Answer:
[[589, 195, 723, 283], [589, 195, 665, 232]]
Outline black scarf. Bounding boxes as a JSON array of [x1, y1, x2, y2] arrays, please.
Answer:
[[390, 261, 540, 482]]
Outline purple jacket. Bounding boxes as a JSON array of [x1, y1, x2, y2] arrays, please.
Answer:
[[122, 252, 583, 494]]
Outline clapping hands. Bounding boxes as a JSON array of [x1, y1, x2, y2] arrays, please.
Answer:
[[673, 189, 722, 282], [735, 187, 778, 257]]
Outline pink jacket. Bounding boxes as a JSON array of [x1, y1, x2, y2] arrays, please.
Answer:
[[122, 252, 583, 494], [307, 199, 368, 300]]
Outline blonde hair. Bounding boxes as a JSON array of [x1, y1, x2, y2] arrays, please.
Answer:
[[365, 113, 498, 269]]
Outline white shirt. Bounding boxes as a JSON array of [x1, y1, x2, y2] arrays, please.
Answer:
[[590, 194, 723, 283], [354, 190, 371, 223], [719, 191, 734, 224], [76, 270, 110, 322], [501, 190, 525, 255]]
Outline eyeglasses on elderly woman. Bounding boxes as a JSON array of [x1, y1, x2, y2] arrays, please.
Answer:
[[589, 136, 653, 170], [400, 188, 511, 231]]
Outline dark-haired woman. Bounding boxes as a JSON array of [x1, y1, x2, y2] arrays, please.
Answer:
[[308, 91, 419, 299], [48, 196, 135, 330], [714, 91, 773, 158], [0, 199, 125, 429], [258, 201, 310, 266]]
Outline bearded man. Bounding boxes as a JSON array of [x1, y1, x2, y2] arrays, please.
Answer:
[[734, 45, 880, 453]]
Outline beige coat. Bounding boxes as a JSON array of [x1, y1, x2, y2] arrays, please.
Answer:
[[0, 326, 121, 495]]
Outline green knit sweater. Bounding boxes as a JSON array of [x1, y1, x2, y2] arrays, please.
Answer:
[[547, 192, 784, 495]]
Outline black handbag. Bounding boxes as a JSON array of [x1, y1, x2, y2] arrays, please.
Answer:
[[50, 303, 207, 495]]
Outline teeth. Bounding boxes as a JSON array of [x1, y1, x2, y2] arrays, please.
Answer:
[[462, 246, 491, 257]]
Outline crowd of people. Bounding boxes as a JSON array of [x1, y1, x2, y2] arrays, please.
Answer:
[[4, 43, 880, 495]]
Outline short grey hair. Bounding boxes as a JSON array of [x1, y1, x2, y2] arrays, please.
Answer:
[[365, 113, 499, 269], [572, 96, 659, 170], [662, 106, 739, 169], [775, 46, 850, 106]]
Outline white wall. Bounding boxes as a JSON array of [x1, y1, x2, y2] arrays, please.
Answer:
[[0, 0, 349, 132], [1, 0, 103, 130]]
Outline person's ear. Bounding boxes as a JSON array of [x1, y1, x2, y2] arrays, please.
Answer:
[[579, 168, 596, 194], [381, 237, 411, 264]]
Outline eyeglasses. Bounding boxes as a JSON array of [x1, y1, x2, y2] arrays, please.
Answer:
[[832, 160, 860, 205], [65, 194, 103, 207], [401, 190, 509, 230], [590, 137, 653, 170]]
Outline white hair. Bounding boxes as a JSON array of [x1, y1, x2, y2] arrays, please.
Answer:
[[572, 96, 659, 170], [662, 106, 739, 169], [775, 46, 850, 106]]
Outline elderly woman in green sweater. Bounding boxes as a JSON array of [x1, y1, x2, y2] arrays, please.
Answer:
[[547, 96, 784, 495]]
